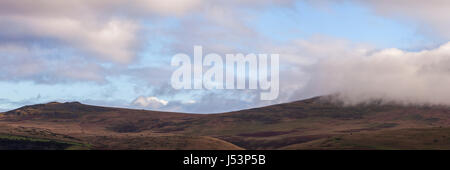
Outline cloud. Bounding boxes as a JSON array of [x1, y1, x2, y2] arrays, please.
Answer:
[[0, 15, 139, 64], [182, 100, 196, 104], [0, 0, 217, 64], [254, 36, 373, 102], [305, 41, 450, 105], [0, 0, 298, 84], [246, 35, 450, 107], [131, 96, 168, 109], [0, 0, 205, 18]]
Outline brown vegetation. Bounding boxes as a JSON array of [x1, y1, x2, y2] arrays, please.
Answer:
[[1, 97, 450, 150]]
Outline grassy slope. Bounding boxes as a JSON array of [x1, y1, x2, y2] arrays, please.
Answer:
[[282, 127, 450, 150], [2, 97, 450, 150]]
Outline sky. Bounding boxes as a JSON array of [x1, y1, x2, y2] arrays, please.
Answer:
[[1, 0, 450, 113]]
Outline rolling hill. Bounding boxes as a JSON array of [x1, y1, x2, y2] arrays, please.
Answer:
[[1, 96, 450, 150]]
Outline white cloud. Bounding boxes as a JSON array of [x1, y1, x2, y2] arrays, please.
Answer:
[[254, 36, 450, 107], [182, 100, 197, 104], [306, 41, 450, 105], [257, 36, 373, 102], [0, 16, 139, 63], [132, 96, 168, 109]]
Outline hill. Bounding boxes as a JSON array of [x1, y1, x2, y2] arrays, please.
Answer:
[[1, 96, 450, 149]]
